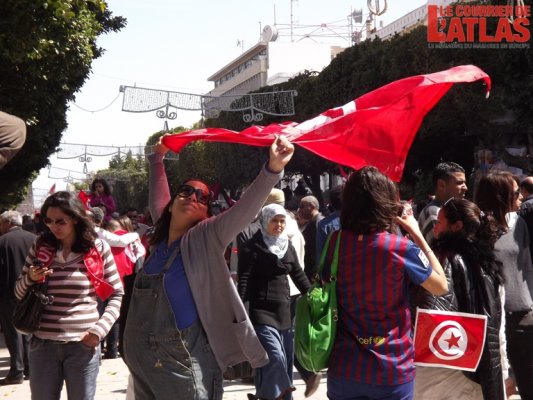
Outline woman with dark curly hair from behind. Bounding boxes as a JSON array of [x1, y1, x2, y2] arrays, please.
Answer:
[[326, 166, 447, 400], [14, 191, 123, 400]]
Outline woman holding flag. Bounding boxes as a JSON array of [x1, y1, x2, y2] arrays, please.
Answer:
[[123, 134, 294, 399]]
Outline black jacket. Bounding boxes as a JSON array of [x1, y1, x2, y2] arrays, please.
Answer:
[[238, 230, 311, 330], [0, 227, 36, 298], [411, 233, 504, 400]]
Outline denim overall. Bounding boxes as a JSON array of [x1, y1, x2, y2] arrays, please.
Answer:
[[123, 246, 223, 400]]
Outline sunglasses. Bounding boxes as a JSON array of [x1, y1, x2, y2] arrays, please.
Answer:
[[176, 184, 211, 205], [43, 217, 69, 226]]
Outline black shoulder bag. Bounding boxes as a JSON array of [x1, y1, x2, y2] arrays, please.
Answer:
[[13, 280, 54, 335]]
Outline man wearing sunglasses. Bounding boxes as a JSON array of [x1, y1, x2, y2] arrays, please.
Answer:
[[417, 161, 467, 244]]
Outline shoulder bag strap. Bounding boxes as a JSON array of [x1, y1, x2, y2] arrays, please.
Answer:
[[318, 230, 342, 280], [318, 232, 334, 277], [329, 231, 342, 280]]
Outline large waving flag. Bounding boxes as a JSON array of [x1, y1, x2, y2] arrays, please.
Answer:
[[163, 65, 490, 181], [413, 308, 487, 372]]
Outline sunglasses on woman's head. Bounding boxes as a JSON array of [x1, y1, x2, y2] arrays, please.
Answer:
[[43, 217, 69, 226], [176, 184, 211, 205]]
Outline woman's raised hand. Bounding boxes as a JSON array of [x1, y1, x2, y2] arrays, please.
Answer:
[[267, 135, 295, 173], [154, 133, 171, 155]]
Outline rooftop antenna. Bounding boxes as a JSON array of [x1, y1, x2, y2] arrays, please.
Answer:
[[290, 0, 298, 42], [236, 39, 244, 53]]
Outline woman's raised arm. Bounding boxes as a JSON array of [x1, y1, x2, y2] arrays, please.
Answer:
[[148, 134, 172, 222]]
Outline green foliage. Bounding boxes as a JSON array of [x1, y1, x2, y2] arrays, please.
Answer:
[[0, 0, 126, 207]]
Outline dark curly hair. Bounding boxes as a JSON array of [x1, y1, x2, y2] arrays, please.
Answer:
[[436, 198, 502, 285], [440, 198, 499, 247], [432, 161, 465, 187], [39, 191, 97, 254], [340, 166, 399, 234], [90, 178, 112, 196]]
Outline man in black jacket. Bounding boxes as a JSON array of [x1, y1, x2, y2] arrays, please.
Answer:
[[0, 211, 35, 384]]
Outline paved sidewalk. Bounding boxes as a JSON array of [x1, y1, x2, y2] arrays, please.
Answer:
[[0, 335, 327, 399]]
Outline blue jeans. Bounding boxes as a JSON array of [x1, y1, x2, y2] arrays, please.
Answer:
[[29, 337, 100, 400], [254, 324, 294, 400], [327, 374, 414, 400]]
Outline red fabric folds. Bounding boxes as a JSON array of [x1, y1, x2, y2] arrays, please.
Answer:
[[162, 65, 491, 181]]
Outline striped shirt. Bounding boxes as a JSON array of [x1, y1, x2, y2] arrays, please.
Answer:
[[417, 199, 443, 244], [15, 239, 123, 341], [326, 230, 431, 386]]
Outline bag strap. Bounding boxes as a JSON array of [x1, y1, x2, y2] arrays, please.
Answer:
[[318, 232, 334, 274], [318, 231, 342, 280]]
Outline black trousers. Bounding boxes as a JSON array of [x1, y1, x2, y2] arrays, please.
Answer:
[[0, 295, 29, 378], [506, 310, 533, 400]]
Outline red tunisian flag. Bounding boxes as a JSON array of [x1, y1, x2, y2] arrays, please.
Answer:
[[413, 308, 487, 372], [162, 65, 491, 182]]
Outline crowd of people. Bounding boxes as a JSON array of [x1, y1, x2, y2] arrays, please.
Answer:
[[0, 133, 532, 400]]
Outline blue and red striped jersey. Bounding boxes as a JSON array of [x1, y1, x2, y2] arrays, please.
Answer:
[[326, 230, 431, 386]]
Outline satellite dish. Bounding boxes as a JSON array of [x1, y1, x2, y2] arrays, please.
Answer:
[[262, 25, 278, 42], [351, 8, 363, 24]]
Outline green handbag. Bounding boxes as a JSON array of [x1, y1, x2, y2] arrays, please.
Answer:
[[294, 230, 341, 373]]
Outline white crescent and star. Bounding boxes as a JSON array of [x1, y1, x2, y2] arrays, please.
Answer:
[[428, 320, 468, 361]]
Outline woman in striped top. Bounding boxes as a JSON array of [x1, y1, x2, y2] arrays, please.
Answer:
[[15, 191, 124, 400]]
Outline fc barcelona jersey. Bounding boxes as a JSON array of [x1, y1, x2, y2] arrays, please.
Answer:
[[326, 230, 431, 385]]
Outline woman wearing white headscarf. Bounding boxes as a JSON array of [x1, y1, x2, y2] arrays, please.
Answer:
[[238, 203, 311, 400]]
